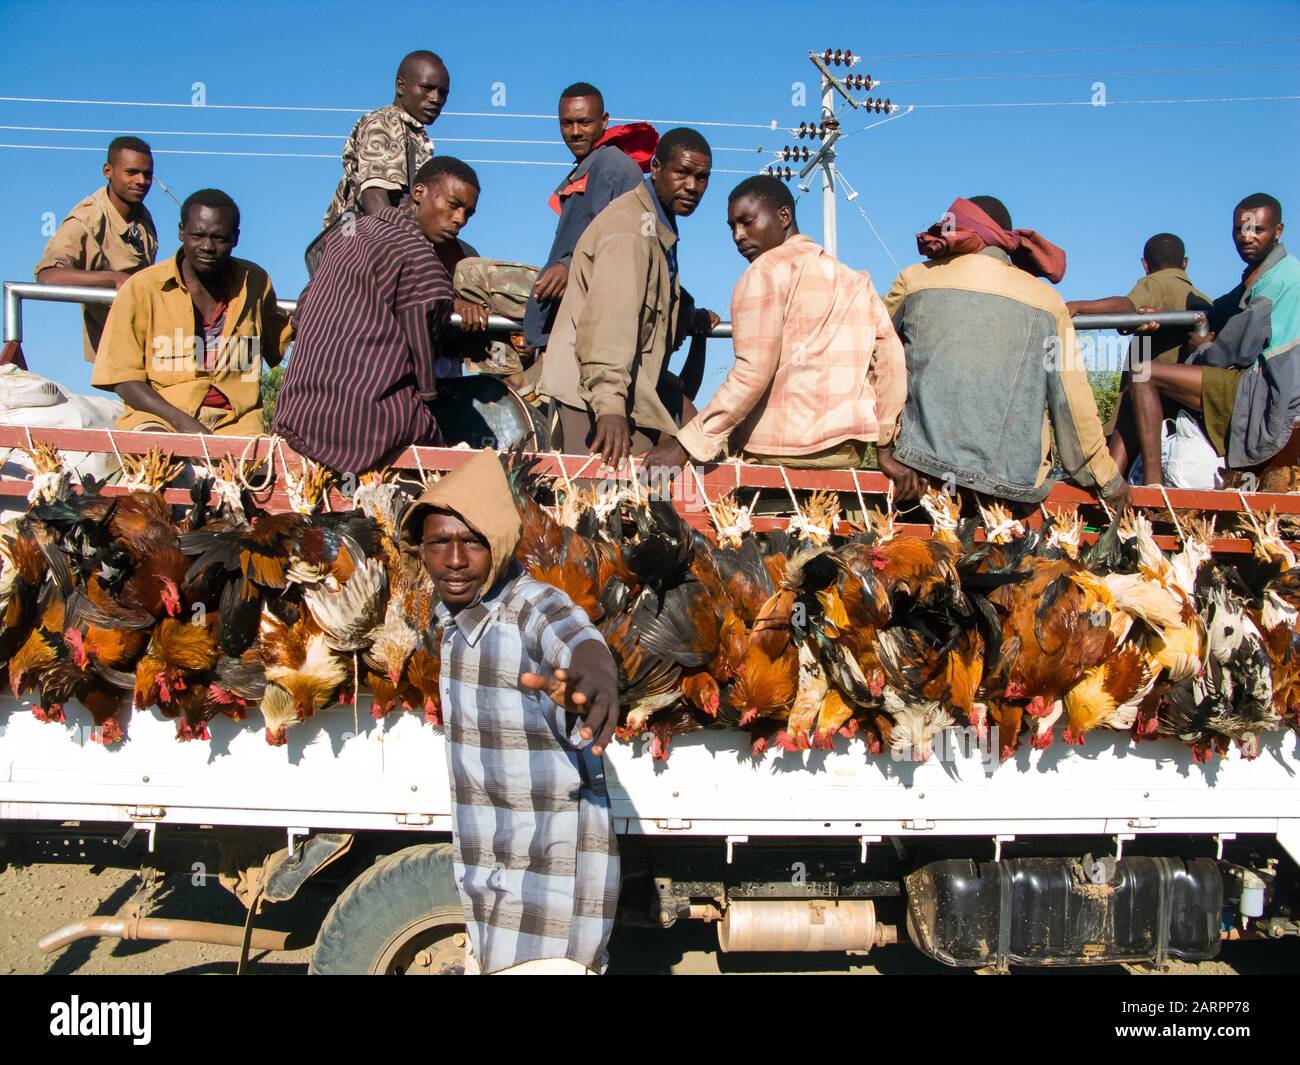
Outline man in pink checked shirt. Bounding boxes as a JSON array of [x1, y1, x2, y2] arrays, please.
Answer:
[[642, 175, 924, 499]]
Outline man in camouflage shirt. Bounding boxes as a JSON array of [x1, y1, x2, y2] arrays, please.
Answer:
[[321, 51, 448, 230]]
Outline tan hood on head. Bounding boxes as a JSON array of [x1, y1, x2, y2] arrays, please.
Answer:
[[399, 449, 522, 588]]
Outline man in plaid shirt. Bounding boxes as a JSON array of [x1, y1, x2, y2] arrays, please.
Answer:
[[645, 175, 923, 498], [400, 448, 621, 974]]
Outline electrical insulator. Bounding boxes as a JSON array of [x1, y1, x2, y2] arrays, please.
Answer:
[[762, 165, 794, 181], [794, 123, 834, 140], [844, 49, 854, 66]]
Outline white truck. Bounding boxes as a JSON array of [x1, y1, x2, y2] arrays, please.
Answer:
[[1, 689, 1297, 973], [0, 285, 1296, 974]]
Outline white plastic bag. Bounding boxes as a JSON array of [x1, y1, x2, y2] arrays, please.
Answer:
[[0, 366, 125, 520], [1128, 411, 1224, 489]]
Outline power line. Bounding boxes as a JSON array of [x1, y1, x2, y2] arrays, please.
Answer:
[[0, 95, 777, 129], [0, 142, 758, 173], [833, 167, 898, 270], [0, 122, 765, 153], [0, 143, 562, 164], [840, 104, 915, 139], [912, 93, 1300, 109], [855, 36, 1300, 61], [886, 61, 1300, 85], [0, 124, 561, 145]]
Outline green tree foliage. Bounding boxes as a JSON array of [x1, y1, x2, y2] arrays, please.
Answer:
[[261, 365, 286, 433], [1090, 369, 1121, 428]]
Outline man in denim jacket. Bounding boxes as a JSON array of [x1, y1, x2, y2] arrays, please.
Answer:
[[884, 195, 1129, 510]]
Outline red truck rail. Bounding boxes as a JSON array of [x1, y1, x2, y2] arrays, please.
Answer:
[[2, 423, 1296, 555]]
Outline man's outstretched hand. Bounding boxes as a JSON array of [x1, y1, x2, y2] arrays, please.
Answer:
[[519, 639, 620, 756]]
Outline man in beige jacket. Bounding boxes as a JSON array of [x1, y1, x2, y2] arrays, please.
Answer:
[[541, 127, 716, 468]]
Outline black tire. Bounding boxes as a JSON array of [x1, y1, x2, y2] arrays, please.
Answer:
[[309, 843, 467, 975]]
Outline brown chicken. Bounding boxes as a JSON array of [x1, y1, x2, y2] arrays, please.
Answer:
[[257, 609, 348, 744], [133, 616, 220, 711]]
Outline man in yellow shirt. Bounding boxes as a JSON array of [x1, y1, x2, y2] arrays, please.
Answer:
[[92, 189, 292, 436], [35, 136, 159, 362]]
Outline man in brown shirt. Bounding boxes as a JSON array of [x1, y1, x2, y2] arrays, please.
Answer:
[[321, 51, 448, 231], [1067, 232, 1212, 473], [35, 136, 159, 362], [92, 189, 292, 436], [541, 127, 717, 469]]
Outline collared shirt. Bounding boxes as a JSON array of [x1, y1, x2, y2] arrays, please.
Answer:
[[91, 251, 291, 436], [645, 175, 679, 277], [677, 235, 907, 461], [322, 103, 434, 230], [35, 185, 158, 362], [1125, 267, 1212, 365], [274, 206, 452, 474], [434, 569, 619, 974]]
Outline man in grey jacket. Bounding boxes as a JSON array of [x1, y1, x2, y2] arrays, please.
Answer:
[[522, 83, 651, 351]]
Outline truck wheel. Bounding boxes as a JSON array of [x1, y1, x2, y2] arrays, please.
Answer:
[[309, 843, 467, 975]]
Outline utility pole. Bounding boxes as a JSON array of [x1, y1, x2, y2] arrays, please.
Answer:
[[798, 49, 892, 260], [820, 74, 837, 257]]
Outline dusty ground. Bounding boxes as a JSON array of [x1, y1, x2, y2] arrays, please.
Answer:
[[1, 860, 1296, 975]]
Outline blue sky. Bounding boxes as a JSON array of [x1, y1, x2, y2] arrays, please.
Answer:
[[1, 0, 1296, 401]]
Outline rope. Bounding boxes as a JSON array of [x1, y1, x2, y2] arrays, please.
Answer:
[[551, 449, 575, 497], [1158, 485, 1188, 545], [849, 468, 870, 527], [104, 429, 130, 481], [237, 434, 278, 493], [688, 463, 721, 533], [353, 652, 359, 737], [195, 432, 218, 478], [627, 456, 642, 505], [410, 445, 429, 487], [1236, 488, 1256, 516], [777, 465, 805, 521]]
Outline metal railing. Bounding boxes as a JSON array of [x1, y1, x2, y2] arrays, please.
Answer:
[[4, 281, 1207, 346], [2, 281, 734, 343], [1071, 310, 1208, 333]]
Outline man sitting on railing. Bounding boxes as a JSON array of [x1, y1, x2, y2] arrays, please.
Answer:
[[91, 188, 292, 436], [1123, 194, 1300, 487], [644, 175, 924, 497], [275, 158, 482, 475], [884, 195, 1130, 511], [1067, 233, 1212, 478], [35, 136, 159, 364]]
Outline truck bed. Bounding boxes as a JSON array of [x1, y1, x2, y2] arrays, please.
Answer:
[[3, 695, 1297, 859]]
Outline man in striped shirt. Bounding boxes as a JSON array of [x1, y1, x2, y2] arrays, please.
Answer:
[[275, 158, 481, 475], [399, 448, 621, 974]]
